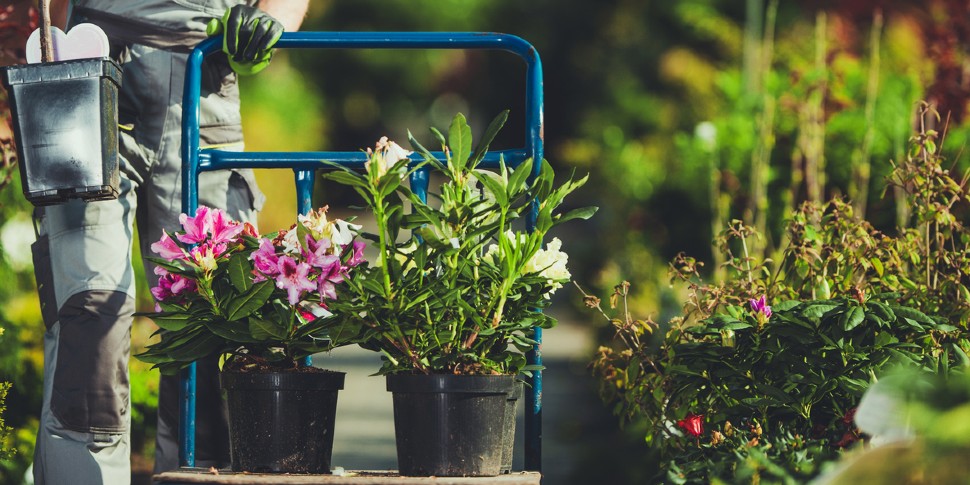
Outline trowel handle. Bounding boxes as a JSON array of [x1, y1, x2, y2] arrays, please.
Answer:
[[38, 0, 53, 62]]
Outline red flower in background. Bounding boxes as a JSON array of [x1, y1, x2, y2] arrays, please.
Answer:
[[677, 413, 704, 437]]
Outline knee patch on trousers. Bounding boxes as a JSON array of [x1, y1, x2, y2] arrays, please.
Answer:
[[52, 290, 134, 434]]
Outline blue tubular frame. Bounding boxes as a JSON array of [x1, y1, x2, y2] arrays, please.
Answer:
[[180, 31, 544, 472]]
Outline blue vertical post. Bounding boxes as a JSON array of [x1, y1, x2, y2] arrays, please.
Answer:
[[178, 38, 211, 469], [410, 165, 430, 204], [296, 168, 315, 367], [523, 43, 544, 474]]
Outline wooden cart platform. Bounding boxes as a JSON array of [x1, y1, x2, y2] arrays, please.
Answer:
[[154, 469, 541, 485]]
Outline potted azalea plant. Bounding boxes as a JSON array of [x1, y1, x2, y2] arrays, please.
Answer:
[[324, 112, 596, 476], [136, 205, 364, 474]]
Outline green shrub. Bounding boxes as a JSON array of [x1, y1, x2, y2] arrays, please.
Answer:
[[586, 121, 970, 482], [0, 379, 11, 463]]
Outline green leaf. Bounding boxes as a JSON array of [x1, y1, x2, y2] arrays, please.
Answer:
[[952, 343, 970, 367], [473, 169, 509, 207], [166, 332, 224, 362], [889, 305, 934, 324], [508, 157, 535, 193], [225, 280, 274, 321], [556, 206, 598, 226], [249, 317, 288, 340], [150, 312, 196, 332], [448, 113, 473, 172], [868, 302, 895, 322], [228, 252, 253, 293], [429, 127, 447, 149], [203, 318, 262, 343], [773, 300, 801, 312], [377, 169, 404, 199], [842, 306, 865, 331], [321, 166, 370, 189], [870, 257, 885, 277], [802, 302, 840, 319]]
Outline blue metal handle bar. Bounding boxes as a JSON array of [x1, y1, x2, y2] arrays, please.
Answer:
[[197, 149, 530, 171], [180, 31, 545, 472]]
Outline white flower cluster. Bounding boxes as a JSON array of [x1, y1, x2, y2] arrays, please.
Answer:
[[484, 233, 571, 297]]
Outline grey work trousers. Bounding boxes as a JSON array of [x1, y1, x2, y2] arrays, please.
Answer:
[[31, 41, 263, 485]]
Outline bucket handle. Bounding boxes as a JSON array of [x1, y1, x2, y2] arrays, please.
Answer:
[[38, 0, 54, 62]]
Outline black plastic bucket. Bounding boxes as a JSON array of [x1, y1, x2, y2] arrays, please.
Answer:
[[387, 374, 515, 477], [221, 370, 345, 474], [501, 381, 523, 474], [2, 57, 121, 206]]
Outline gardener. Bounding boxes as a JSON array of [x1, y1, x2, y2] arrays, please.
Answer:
[[31, 1, 308, 483]]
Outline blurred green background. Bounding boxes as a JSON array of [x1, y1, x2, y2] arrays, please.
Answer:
[[3, 0, 970, 483]]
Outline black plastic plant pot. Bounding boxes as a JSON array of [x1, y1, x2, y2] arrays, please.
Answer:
[[221, 370, 345, 474], [501, 381, 523, 474], [387, 374, 515, 477], [2, 58, 121, 206]]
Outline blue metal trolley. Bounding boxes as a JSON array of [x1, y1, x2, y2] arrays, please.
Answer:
[[179, 31, 545, 473]]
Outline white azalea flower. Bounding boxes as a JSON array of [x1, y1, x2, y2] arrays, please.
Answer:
[[484, 234, 570, 297], [526, 237, 570, 296], [298, 207, 361, 250], [332, 219, 362, 247], [365, 136, 412, 178], [280, 228, 301, 254]]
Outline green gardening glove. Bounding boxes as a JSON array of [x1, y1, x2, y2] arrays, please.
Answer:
[[206, 5, 284, 76]]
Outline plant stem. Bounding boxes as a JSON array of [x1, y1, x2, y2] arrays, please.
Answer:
[[372, 191, 394, 299]]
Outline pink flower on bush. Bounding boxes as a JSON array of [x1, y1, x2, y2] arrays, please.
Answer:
[[303, 234, 340, 270], [316, 259, 344, 300], [151, 232, 186, 261], [209, 208, 244, 244], [177, 206, 214, 245], [251, 238, 281, 282], [147, 205, 365, 316], [749, 295, 772, 319], [347, 240, 366, 267], [151, 266, 196, 302], [275, 255, 316, 305]]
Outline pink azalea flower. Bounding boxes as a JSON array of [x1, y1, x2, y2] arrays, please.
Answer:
[[316, 259, 344, 300], [749, 295, 772, 319], [209, 208, 244, 245], [151, 232, 186, 261], [303, 234, 339, 270], [346, 240, 366, 267], [209, 242, 229, 259], [151, 281, 172, 302], [151, 273, 196, 302], [275, 255, 316, 305], [177, 206, 213, 245], [169, 274, 196, 297], [250, 238, 280, 282]]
